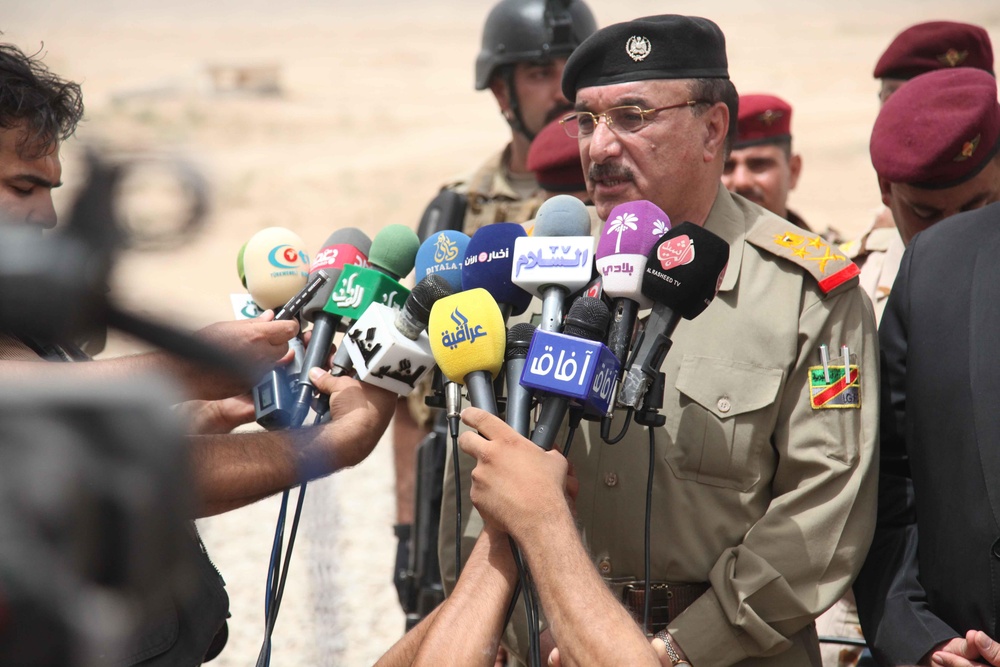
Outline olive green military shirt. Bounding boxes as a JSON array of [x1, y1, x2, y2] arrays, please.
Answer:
[[439, 186, 879, 666], [444, 145, 546, 236]]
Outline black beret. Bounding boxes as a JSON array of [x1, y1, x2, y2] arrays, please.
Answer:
[[562, 15, 729, 101]]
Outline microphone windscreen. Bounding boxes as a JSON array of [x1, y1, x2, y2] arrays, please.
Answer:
[[403, 274, 455, 329], [462, 222, 532, 316], [415, 230, 470, 291], [302, 227, 372, 322], [243, 227, 311, 310], [236, 242, 248, 289], [563, 296, 610, 341], [428, 288, 506, 382], [596, 200, 670, 258], [506, 322, 536, 360], [370, 224, 420, 280], [533, 194, 591, 237], [642, 222, 730, 319]]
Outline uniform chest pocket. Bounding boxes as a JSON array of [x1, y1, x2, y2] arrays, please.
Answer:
[[665, 355, 784, 491]]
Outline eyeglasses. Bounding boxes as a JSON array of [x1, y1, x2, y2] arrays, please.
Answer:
[[559, 100, 707, 138]]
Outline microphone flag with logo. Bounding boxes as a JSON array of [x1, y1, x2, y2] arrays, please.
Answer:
[[428, 288, 506, 414], [461, 222, 532, 319], [416, 230, 470, 292], [242, 227, 311, 311], [618, 222, 730, 409]]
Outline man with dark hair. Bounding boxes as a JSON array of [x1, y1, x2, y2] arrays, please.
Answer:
[[722, 93, 818, 234], [441, 14, 878, 666], [0, 41, 397, 665], [0, 42, 83, 229]]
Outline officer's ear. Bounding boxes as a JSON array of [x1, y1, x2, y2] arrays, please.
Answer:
[[877, 175, 893, 208], [701, 102, 729, 164]]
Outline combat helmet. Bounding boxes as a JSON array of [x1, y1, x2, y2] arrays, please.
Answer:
[[474, 0, 597, 90]]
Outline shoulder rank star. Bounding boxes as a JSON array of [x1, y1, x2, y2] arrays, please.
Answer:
[[809, 344, 860, 409]]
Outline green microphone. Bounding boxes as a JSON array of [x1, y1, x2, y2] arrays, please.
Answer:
[[327, 224, 420, 374]]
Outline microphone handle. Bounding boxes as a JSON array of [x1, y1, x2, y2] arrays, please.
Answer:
[[530, 395, 570, 451], [538, 286, 567, 333], [606, 297, 639, 366], [505, 356, 531, 437], [291, 311, 341, 426], [464, 370, 498, 416], [619, 303, 681, 409]]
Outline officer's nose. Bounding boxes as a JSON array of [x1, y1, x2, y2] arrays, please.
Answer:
[[586, 120, 622, 165]]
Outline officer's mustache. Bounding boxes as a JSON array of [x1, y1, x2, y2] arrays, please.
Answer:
[[588, 163, 635, 184]]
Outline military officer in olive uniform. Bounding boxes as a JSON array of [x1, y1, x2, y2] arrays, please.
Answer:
[[440, 15, 878, 666]]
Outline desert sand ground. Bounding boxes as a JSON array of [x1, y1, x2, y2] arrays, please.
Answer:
[[5, 1, 999, 665]]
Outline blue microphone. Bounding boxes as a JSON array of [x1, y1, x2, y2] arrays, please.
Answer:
[[415, 230, 470, 292], [461, 222, 533, 320], [523, 297, 616, 450]]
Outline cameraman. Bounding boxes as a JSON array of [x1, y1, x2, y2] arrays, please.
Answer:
[[0, 41, 396, 664]]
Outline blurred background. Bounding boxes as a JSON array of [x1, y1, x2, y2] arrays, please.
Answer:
[[4, 1, 998, 664]]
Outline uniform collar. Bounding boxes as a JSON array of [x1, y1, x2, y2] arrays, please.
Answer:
[[701, 184, 745, 293]]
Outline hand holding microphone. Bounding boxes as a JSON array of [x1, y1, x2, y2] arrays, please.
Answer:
[[288, 228, 372, 426]]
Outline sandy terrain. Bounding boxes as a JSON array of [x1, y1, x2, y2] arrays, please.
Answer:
[[4, 1, 998, 665]]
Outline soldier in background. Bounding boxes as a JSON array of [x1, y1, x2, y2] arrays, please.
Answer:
[[392, 0, 597, 629], [854, 66, 1000, 667], [526, 116, 589, 203], [722, 93, 830, 237], [839, 20, 994, 323]]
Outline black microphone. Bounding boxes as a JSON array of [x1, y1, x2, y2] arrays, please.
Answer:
[[618, 222, 729, 409], [289, 228, 372, 427], [505, 323, 536, 437], [529, 297, 611, 450]]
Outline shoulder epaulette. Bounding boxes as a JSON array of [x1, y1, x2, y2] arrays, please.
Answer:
[[747, 215, 860, 297]]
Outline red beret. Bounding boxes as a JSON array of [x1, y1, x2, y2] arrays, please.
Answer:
[[735, 93, 792, 149], [870, 68, 1000, 189], [874, 21, 994, 80], [527, 118, 586, 192]]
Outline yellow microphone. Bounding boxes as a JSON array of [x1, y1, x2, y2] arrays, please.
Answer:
[[242, 227, 311, 311], [428, 288, 505, 414]]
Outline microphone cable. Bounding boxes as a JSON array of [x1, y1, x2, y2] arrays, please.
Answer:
[[256, 409, 325, 667], [642, 424, 655, 637], [448, 398, 463, 577]]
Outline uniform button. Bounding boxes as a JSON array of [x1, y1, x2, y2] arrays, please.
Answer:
[[717, 397, 732, 413], [992, 538, 1000, 560], [598, 557, 612, 575], [604, 472, 618, 487]]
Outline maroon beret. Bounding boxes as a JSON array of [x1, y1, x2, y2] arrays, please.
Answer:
[[735, 94, 792, 149], [870, 68, 1000, 189], [874, 21, 994, 80], [527, 118, 586, 192]]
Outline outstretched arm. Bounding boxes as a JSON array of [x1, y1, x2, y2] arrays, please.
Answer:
[[189, 369, 396, 516]]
